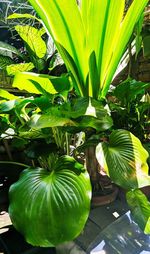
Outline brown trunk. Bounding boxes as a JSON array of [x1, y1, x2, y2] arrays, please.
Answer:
[[85, 146, 99, 183]]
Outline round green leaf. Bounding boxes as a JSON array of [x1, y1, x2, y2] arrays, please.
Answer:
[[96, 130, 149, 190], [9, 155, 91, 247]]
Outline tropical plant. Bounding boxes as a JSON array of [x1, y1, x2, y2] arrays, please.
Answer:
[[1, 0, 149, 248], [28, 0, 148, 99], [0, 17, 61, 76], [108, 78, 150, 141]]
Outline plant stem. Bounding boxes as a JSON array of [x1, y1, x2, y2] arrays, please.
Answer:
[[0, 161, 29, 168], [128, 42, 132, 77], [65, 132, 70, 155]]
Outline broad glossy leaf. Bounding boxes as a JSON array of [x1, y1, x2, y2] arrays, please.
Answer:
[[0, 89, 18, 100], [12, 72, 71, 95], [30, 97, 113, 131], [96, 130, 149, 190], [77, 115, 112, 131], [9, 155, 91, 246], [58, 97, 111, 119], [114, 78, 150, 105], [15, 25, 46, 58], [7, 62, 34, 76], [69, 97, 113, 131], [30, 112, 76, 129], [126, 189, 150, 234]]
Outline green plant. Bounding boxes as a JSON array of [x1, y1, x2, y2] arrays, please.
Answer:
[[1, 0, 149, 248], [0, 18, 61, 76], [108, 78, 150, 141], [28, 0, 148, 99]]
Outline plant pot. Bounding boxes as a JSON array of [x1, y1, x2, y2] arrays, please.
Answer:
[[140, 185, 150, 199], [91, 185, 118, 207]]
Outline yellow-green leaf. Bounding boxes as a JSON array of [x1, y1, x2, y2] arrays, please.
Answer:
[[15, 25, 46, 58], [7, 62, 34, 76], [12, 72, 71, 95], [0, 89, 18, 100], [28, 0, 148, 99], [7, 13, 41, 22]]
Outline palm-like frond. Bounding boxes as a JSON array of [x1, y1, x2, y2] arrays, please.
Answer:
[[29, 0, 148, 99]]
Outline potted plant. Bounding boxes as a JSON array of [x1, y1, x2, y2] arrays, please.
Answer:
[[0, 0, 150, 249]]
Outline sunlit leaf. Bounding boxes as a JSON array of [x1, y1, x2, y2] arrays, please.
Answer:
[[7, 13, 41, 22], [96, 130, 150, 190], [30, 97, 112, 131], [12, 72, 71, 95], [15, 25, 46, 58], [7, 62, 35, 76], [29, 0, 88, 96], [126, 189, 150, 234], [29, 0, 148, 98], [102, 0, 148, 97], [0, 89, 18, 100], [30, 111, 76, 129]]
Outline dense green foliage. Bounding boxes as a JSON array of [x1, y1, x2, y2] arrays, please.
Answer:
[[0, 0, 149, 246]]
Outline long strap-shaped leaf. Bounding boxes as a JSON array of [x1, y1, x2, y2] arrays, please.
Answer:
[[29, 0, 148, 99], [100, 0, 149, 98], [86, 0, 124, 98], [29, 0, 87, 96]]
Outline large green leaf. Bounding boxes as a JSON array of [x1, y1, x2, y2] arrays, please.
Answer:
[[126, 189, 150, 234], [96, 130, 149, 190], [114, 78, 150, 105], [30, 111, 76, 129], [9, 155, 91, 246], [7, 62, 35, 76], [12, 72, 71, 95], [15, 25, 46, 59], [29, 97, 113, 131], [28, 0, 148, 99]]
